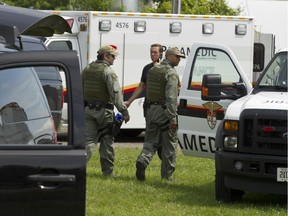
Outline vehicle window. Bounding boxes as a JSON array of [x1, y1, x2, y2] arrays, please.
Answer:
[[253, 43, 265, 72], [259, 52, 287, 87], [34, 66, 62, 80], [47, 41, 73, 51], [0, 66, 57, 144], [188, 48, 241, 90], [0, 67, 50, 119]]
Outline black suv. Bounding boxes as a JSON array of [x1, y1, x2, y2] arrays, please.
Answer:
[[0, 48, 86, 216], [0, 6, 86, 215]]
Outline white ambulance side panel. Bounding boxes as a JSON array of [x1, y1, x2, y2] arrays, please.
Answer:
[[178, 43, 252, 159], [44, 11, 255, 133], [88, 13, 254, 132]]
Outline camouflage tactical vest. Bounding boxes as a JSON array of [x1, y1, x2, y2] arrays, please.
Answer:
[[146, 65, 167, 102], [83, 62, 110, 102]]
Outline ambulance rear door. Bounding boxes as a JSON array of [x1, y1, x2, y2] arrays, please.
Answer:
[[122, 33, 160, 130], [100, 32, 160, 130], [177, 43, 252, 159]]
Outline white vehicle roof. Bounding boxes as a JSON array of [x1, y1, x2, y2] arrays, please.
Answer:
[[276, 47, 288, 53]]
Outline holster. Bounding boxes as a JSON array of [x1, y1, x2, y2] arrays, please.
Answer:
[[112, 113, 124, 137], [88, 100, 102, 110]]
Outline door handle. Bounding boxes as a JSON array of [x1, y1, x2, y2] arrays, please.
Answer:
[[27, 174, 76, 190], [27, 174, 76, 183]]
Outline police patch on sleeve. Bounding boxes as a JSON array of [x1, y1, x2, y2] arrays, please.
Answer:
[[111, 73, 118, 80], [170, 74, 177, 80]]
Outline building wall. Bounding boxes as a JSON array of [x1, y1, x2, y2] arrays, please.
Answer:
[[112, 0, 155, 12], [112, 0, 138, 12]]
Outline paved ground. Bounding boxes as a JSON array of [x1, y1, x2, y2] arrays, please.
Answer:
[[114, 132, 144, 148]]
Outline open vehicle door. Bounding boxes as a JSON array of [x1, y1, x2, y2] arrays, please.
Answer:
[[177, 43, 252, 159], [0, 51, 86, 216], [0, 5, 71, 36]]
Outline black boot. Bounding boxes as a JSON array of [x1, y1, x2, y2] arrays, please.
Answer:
[[136, 161, 146, 181]]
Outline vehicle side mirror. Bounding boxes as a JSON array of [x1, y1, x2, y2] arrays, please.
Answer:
[[201, 74, 222, 101], [0, 24, 19, 45], [201, 74, 247, 101]]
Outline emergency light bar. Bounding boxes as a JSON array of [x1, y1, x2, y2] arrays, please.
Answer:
[[235, 24, 247, 35], [99, 20, 111, 31], [134, 21, 146, 32], [202, 23, 214, 34], [170, 22, 182, 33]]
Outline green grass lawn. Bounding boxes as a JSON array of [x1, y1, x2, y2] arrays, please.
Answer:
[[86, 146, 287, 216]]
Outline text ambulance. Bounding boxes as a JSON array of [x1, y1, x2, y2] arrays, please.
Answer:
[[43, 11, 270, 135]]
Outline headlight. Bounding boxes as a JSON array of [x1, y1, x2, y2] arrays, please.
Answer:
[[223, 120, 239, 150], [224, 136, 238, 149]]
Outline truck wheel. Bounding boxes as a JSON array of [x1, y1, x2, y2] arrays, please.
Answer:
[[215, 170, 243, 202]]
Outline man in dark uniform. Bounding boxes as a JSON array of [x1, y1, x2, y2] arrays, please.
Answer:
[[135, 47, 185, 181], [124, 43, 163, 108], [82, 45, 130, 176], [125, 43, 163, 158]]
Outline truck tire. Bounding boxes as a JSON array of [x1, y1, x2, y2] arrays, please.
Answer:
[[215, 170, 243, 202]]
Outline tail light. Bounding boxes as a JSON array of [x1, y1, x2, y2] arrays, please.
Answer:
[[61, 87, 67, 108]]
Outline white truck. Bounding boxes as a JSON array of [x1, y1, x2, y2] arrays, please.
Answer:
[[177, 43, 287, 201], [42, 11, 272, 136]]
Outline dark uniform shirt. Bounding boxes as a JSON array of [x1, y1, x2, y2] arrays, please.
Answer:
[[140, 62, 155, 100], [140, 62, 154, 85]]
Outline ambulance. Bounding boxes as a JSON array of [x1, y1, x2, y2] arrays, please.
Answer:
[[42, 11, 271, 136], [178, 43, 287, 201]]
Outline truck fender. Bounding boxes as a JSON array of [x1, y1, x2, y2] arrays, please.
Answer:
[[215, 121, 224, 149]]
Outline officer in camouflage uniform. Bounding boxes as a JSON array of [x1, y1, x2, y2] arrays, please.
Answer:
[[82, 45, 130, 176], [136, 47, 185, 181]]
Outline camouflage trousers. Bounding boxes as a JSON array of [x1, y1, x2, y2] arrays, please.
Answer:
[[136, 105, 178, 180], [84, 106, 115, 176]]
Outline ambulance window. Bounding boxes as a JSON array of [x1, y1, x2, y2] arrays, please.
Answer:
[[47, 41, 73, 51], [253, 43, 265, 72], [188, 48, 241, 90]]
